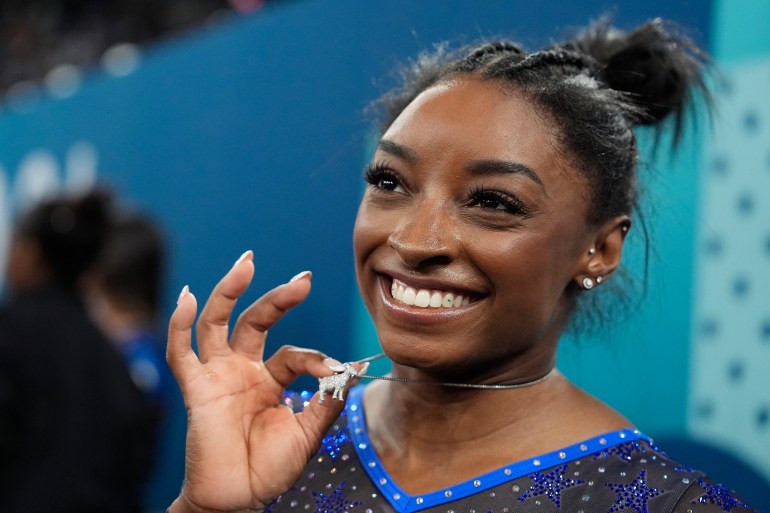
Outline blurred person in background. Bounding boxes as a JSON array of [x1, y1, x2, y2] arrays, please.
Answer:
[[0, 190, 155, 513], [82, 210, 177, 508], [84, 211, 172, 419]]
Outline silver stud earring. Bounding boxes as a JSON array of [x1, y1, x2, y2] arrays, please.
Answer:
[[582, 277, 595, 290], [622, 225, 629, 233], [588, 248, 596, 255], [596, 276, 603, 284]]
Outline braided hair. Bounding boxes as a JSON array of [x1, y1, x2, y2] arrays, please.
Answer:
[[377, 19, 708, 225]]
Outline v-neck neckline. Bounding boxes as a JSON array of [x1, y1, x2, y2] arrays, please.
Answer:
[[345, 385, 648, 513]]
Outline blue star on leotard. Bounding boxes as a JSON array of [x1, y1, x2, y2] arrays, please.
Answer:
[[593, 441, 647, 462], [312, 481, 361, 513], [693, 479, 750, 512], [516, 464, 584, 507], [605, 469, 663, 513], [320, 428, 350, 460]]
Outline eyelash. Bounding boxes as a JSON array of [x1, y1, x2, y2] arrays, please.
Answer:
[[363, 162, 403, 191], [363, 162, 530, 217], [466, 186, 530, 216]]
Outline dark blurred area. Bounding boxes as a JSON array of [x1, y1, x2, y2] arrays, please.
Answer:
[[0, 0, 283, 96]]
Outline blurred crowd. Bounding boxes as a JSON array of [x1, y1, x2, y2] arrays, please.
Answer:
[[0, 189, 172, 512], [0, 0, 283, 96]]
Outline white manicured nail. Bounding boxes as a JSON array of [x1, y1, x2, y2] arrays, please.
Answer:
[[235, 250, 253, 266], [323, 357, 346, 372], [177, 285, 189, 305], [290, 270, 312, 282]]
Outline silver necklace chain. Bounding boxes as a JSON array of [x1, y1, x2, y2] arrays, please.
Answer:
[[353, 353, 556, 390], [317, 353, 555, 403]]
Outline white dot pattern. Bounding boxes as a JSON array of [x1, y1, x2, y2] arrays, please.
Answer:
[[690, 57, 770, 483]]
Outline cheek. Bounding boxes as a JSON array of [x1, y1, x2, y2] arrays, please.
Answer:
[[352, 201, 389, 268]]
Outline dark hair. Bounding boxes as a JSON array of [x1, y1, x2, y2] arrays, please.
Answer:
[[97, 213, 165, 316], [15, 189, 114, 291], [373, 19, 711, 329], [376, 18, 709, 226]]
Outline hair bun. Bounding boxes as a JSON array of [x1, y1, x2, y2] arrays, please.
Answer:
[[569, 18, 709, 136]]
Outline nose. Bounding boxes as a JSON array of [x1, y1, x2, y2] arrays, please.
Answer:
[[387, 197, 459, 269]]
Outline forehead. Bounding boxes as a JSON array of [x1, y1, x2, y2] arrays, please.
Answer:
[[381, 78, 576, 185]]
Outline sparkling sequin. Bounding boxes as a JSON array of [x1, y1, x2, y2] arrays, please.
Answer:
[[516, 464, 585, 507], [320, 429, 351, 460], [512, 485, 520, 492], [693, 478, 750, 512], [580, 444, 588, 451], [473, 480, 481, 487], [605, 470, 663, 513], [416, 498, 423, 505], [445, 490, 453, 498], [558, 452, 566, 459], [311, 482, 361, 513], [393, 494, 400, 500], [533, 459, 541, 466], [593, 441, 646, 462]]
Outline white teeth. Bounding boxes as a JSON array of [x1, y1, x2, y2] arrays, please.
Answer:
[[389, 278, 473, 309], [402, 287, 416, 306]]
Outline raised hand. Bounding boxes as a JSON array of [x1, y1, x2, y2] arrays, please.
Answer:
[[166, 251, 355, 513]]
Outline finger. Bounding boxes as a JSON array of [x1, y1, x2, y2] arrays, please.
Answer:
[[263, 345, 340, 388], [195, 251, 255, 362], [229, 272, 312, 358], [166, 286, 201, 386]]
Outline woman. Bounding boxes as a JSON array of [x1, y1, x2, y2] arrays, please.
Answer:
[[167, 20, 757, 513]]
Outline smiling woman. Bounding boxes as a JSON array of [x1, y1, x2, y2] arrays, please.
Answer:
[[164, 19, 758, 513]]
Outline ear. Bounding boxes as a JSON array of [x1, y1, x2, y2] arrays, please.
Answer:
[[576, 215, 631, 290]]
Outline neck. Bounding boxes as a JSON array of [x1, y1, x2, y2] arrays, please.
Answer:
[[361, 364, 632, 494]]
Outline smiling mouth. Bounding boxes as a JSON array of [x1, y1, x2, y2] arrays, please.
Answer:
[[389, 277, 479, 309]]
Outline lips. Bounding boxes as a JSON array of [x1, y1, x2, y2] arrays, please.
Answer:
[[388, 277, 478, 309]]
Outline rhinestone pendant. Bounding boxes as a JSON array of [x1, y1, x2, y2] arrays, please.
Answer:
[[318, 363, 358, 404]]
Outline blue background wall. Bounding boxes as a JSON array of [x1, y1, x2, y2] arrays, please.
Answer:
[[1, 0, 767, 510]]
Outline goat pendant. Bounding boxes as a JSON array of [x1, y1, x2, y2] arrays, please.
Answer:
[[318, 363, 359, 404]]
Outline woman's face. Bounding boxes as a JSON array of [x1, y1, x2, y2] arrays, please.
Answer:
[[353, 78, 599, 380]]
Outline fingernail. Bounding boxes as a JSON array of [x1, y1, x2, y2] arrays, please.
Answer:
[[290, 270, 312, 282], [177, 285, 189, 305], [323, 357, 346, 373], [235, 250, 253, 266]]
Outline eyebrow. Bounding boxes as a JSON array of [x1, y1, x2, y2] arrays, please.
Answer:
[[377, 139, 419, 163], [466, 159, 545, 190]]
